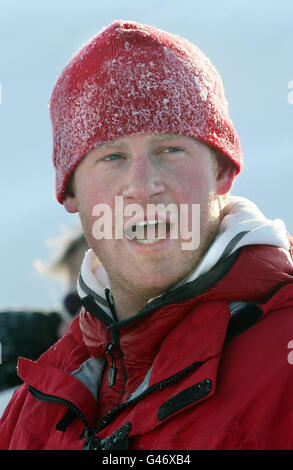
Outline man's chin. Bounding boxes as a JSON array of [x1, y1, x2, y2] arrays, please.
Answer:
[[123, 268, 194, 300]]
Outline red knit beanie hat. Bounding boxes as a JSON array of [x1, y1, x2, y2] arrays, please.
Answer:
[[50, 20, 242, 204]]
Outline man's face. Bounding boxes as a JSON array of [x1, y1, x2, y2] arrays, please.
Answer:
[[64, 134, 233, 302]]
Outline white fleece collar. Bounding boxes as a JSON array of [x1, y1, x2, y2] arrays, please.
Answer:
[[77, 196, 292, 309], [77, 248, 113, 317], [171, 195, 291, 289]]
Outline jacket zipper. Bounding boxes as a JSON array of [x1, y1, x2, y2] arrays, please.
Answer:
[[28, 385, 93, 438], [94, 360, 203, 433], [85, 360, 203, 449], [105, 340, 118, 387], [28, 360, 202, 448], [104, 288, 129, 387]]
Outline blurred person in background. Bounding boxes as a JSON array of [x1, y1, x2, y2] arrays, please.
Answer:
[[0, 20, 292, 450], [0, 227, 88, 405], [36, 226, 89, 335]]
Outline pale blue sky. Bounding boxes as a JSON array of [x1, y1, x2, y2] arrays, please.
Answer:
[[1, 0, 293, 309]]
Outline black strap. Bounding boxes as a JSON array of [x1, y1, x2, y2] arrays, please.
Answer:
[[225, 303, 263, 343], [56, 408, 77, 432], [80, 295, 113, 327]]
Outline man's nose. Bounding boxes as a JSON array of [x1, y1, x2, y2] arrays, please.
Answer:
[[121, 156, 165, 202]]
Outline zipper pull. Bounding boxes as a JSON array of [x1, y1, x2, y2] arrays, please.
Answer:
[[108, 366, 117, 388], [83, 428, 101, 450], [105, 288, 118, 320], [106, 341, 118, 387]]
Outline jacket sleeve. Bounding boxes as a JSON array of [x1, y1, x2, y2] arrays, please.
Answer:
[[0, 383, 42, 450]]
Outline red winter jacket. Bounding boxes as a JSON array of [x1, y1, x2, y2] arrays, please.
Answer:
[[1, 245, 293, 450]]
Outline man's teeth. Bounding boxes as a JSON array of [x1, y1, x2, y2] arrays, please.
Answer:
[[124, 219, 168, 242], [134, 220, 162, 245], [135, 238, 161, 244], [135, 219, 162, 227]]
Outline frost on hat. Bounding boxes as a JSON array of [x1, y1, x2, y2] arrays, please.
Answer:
[[49, 20, 242, 204]]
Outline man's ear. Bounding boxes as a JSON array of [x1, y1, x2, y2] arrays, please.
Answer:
[[63, 194, 78, 213], [215, 152, 236, 196]]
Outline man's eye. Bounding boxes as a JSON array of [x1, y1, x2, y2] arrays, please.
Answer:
[[103, 153, 123, 161], [162, 147, 182, 153]]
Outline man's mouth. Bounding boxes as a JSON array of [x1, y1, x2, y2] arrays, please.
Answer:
[[124, 219, 171, 244]]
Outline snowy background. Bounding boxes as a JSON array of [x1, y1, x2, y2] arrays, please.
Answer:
[[1, 0, 293, 312]]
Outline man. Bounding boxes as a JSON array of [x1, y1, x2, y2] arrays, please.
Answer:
[[1, 20, 292, 450]]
